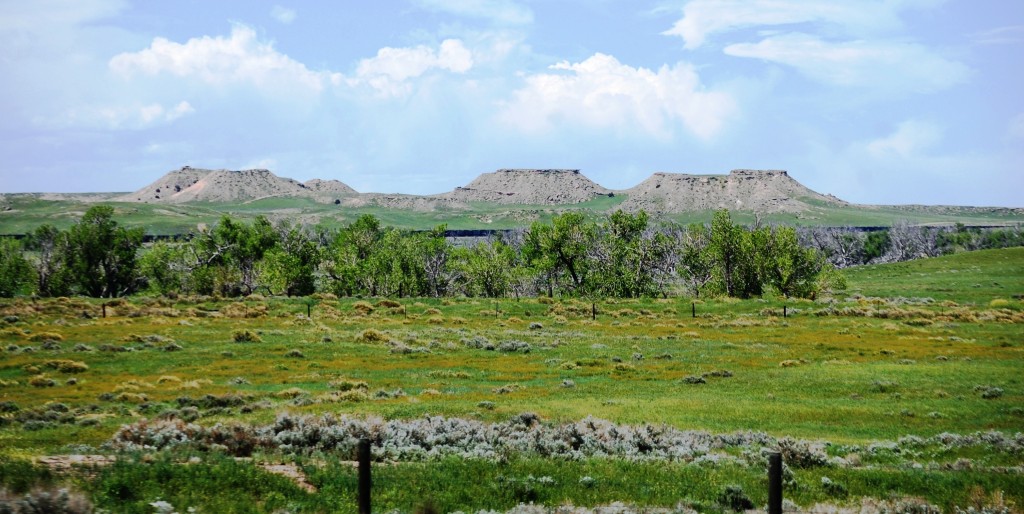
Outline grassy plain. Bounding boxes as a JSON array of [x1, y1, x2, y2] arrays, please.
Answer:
[[2, 193, 1023, 235], [0, 248, 1022, 512]]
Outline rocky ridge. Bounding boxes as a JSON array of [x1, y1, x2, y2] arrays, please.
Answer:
[[116, 166, 847, 214]]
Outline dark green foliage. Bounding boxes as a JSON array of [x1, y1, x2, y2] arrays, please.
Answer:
[[64, 206, 144, 297], [864, 230, 891, 262], [0, 238, 34, 297]]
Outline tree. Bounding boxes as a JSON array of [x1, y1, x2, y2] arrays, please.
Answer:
[[709, 210, 746, 297], [523, 212, 596, 296], [457, 238, 517, 297], [64, 205, 144, 297], [26, 224, 72, 297], [258, 221, 320, 296], [0, 238, 35, 297], [595, 210, 671, 298], [675, 223, 716, 298], [138, 240, 186, 295]]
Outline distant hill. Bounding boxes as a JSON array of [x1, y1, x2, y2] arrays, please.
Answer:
[[619, 169, 847, 214], [439, 169, 613, 205], [118, 167, 357, 204], [3, 165, 1022, 235]]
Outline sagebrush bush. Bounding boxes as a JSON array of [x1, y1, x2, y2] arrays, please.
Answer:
[[42, 360, 88, 373], [232, 329, 261, 343], [26, 332, 64, 342], [357, 329, 389, 344]]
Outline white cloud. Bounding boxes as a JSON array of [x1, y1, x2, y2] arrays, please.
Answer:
[[60, 100, 194, 129], [663, 0, 911, 49], [499, 53, 735, 141], [351, 39, 473, 97], [109, 24, 341, 94], [413, 0, 533, 25], [270, 5, 296, 24], [724, 33, 970, 92], [866, 119, 942, 158]]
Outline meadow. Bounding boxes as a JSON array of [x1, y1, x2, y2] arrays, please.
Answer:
[[0, 248, 1021, 513]]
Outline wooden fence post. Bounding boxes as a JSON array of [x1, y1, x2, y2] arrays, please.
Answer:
[[102, 303, 106, 318], [592, 303, 596, 320], [691, 302, 696, 318], [358, 439, 372, 514], [768, 452, 783, 514], [783, 305, 787, 318]]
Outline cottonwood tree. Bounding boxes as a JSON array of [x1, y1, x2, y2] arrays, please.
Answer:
[[26, 224, 72, 297], [63, 205, 144, 297], [523, 212, 597, 296], [0, 238, 34, 297]]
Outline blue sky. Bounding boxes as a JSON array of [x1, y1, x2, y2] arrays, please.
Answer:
[[1, 0, 1021, 206]]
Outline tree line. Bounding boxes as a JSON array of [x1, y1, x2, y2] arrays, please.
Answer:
[[1, 205, 1019, 299]]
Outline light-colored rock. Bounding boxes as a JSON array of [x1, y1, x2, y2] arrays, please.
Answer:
[[439, 169, 614, 205]]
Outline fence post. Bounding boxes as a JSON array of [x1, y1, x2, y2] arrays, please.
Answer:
[[102, 303, 106, 318], [768, 452, 782, 514], [783, 305, 787, 318], [592, 302, 596, 320], [307, 303, 311, 318], [358, 439, 371, 514], [691, 302, 696, 318]]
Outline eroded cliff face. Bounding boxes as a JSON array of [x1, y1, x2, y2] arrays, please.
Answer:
[[116, 166, 845, 214], [439, 169, 614, 205], [616, 169, 847, 214]]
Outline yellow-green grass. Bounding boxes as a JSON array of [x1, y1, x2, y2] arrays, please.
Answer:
[[1, 291, 1021, 456]]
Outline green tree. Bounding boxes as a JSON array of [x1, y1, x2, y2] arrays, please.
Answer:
[[597, 210, 671, 298], [677, 223, 716, 298], [64, 205, 144, 297], [457, 239, 517, 297], [138, 240, 186, 295], [258, 222, 320, 296], [523, 212, 596, 296], [709, 210, 746, 297], [0, 238, 35, 297], [25, 224, 72, 297]]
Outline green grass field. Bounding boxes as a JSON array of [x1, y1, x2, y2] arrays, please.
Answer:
[[3, 193, 1022, 235], [1, 248, 1022, 512]]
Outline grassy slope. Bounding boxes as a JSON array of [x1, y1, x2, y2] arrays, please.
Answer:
[[844, 247, 1024, 304], [2, 193, 1021, 235]]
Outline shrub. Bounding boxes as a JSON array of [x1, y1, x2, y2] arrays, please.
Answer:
[[28, 376, 56, 388], [284, 349, 305, 358], [274, 388, 307, 399], [42, 360, 89, 374], [0, 487, 93, 513], [330, 379, 369, 391], [357, 329, 389, 344], [493, 384, 523, 394], [682, 376, 706, 384], [477, 401, 496, 410], [497, 340, 531, 353], [989, 298, 1010, 308], [376, 299, 402, 308], [423, 308, 442, 315], [537, 297, 555, 305], [718, 484, 754, 512], [975, 385, 1004, 399], [232, 330, 261, 343], [528, 322, 543, 330], [352, 301, 374, 315], [27, 332, 64, 342]]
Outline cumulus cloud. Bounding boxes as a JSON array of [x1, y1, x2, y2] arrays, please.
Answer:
[[109, 24, 341, 93], [413, 0, 533, 25], [724, 33, 970, 92], [270, 5, 296, 24], [351, 39, 473, 97], [499, 53, 735, 141]]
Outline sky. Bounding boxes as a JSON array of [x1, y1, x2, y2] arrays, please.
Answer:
[[0, 0, 1022, 207]]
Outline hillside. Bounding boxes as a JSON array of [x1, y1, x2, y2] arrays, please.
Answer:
[[118, 167, 357, 204], [843, 246, 1024, 304], [620, 169, 846, 214], [439, 169, 613, 205]]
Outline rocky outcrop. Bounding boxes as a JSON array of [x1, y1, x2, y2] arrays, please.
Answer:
[[120, 167, 357, 204], [618, 169, 847, 214], [439, 169, 614, 205]]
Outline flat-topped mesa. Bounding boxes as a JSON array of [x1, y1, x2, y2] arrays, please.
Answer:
[[620, 169, 845, 214], [495, 168, 581, 175], [729, 169, 789, 178], [442, 168, 611, 205]]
